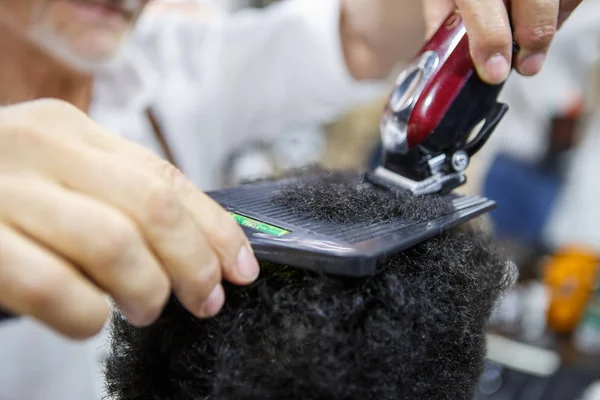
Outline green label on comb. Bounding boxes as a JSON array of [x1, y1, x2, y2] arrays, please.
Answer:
[[229, 212, 290, 237]]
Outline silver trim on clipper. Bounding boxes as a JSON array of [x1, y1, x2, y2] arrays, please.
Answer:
[[380, 23, 467, 155], [372, 166, 466, 196]]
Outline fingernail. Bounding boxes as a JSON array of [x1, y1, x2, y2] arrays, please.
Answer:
[[235, 246, 260, 280], [122, 304, 157, 327], [200, 284, 225, 318], [484, 54, 510, 84], [519, 52, 546, 76]]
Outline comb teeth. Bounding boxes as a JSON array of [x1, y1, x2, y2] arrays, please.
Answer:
[[208, 176, 496, 277], [209, 180, 484, 244]]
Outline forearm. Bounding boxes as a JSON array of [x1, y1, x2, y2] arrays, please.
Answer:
[[340, 0, 425, 80]]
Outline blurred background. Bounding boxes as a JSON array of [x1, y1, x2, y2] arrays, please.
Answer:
[[212, 0, 600, 398], [9, 0, 596, 398]]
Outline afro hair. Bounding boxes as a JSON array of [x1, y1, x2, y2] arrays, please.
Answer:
[[104, 171, 514, 400]]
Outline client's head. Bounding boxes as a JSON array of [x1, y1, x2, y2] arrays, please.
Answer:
[[104, 170, 515, 400]]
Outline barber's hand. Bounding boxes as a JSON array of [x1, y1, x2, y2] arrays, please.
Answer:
[[423, 0, 584, 84], [0, 99, 259, 339]]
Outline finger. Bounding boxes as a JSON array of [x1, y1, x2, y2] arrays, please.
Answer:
[[557, 0, 583, 29], [0, 223, 108, 339], [455, 0, 513, 84], [512, 0, 559, 76], [422, 0, 456, 39], [80, 130, 260, 286], [149, 163, 260, 287], [123, 154, 260, 287], [0, 173, 170, 327], [28, 145, 225, 318], [0, 100, 253, 304], [1, 100, 258, 286]]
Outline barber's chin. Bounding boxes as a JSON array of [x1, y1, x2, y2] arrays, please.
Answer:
[[35, 35, 126, 73], [77, 34, 126, 61], [66, 50, 122, 73], [60, 46, 124, 73]]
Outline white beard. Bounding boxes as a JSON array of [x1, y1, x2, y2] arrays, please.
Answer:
[[27, 24, 122, 73], [23, 0, 141, 73]]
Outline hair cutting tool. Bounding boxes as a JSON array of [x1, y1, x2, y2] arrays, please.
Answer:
[[207, 9, 513, 278], [371, 10, 510, 195]]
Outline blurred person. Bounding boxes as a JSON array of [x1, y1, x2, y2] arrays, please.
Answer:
[[0, 0, 585, 398]]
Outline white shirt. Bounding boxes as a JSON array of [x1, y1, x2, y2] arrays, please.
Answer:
[[93, 0, 385, 189], [0, 1, 386, 399]]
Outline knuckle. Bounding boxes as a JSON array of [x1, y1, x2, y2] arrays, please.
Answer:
[[113, 270, 170, 327], [179, 257, 221, 300], [128, 272, 170, 314], [467, 13, 511, 54], [143, 183, 183, 229], [91, 217, 140, 268], [157, 160, 179, 185], [516, 24, 556, 50], [155, 159, 196, 197], [196, 258, 222, 286]]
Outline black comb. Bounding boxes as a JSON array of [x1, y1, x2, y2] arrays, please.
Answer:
[[207, 174, 495, 277]]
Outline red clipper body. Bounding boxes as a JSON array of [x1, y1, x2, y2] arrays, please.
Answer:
[[373, 10, 511, 195]]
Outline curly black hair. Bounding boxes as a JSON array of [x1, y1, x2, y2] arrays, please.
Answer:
[[104, 171, 514, 400]]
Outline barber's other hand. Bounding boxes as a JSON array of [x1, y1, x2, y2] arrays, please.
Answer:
[[422, 0, 584, 84], [0, 99, 259, 339]]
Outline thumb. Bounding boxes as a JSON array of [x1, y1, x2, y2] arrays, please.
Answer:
[[422, 0, 456, 39]]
